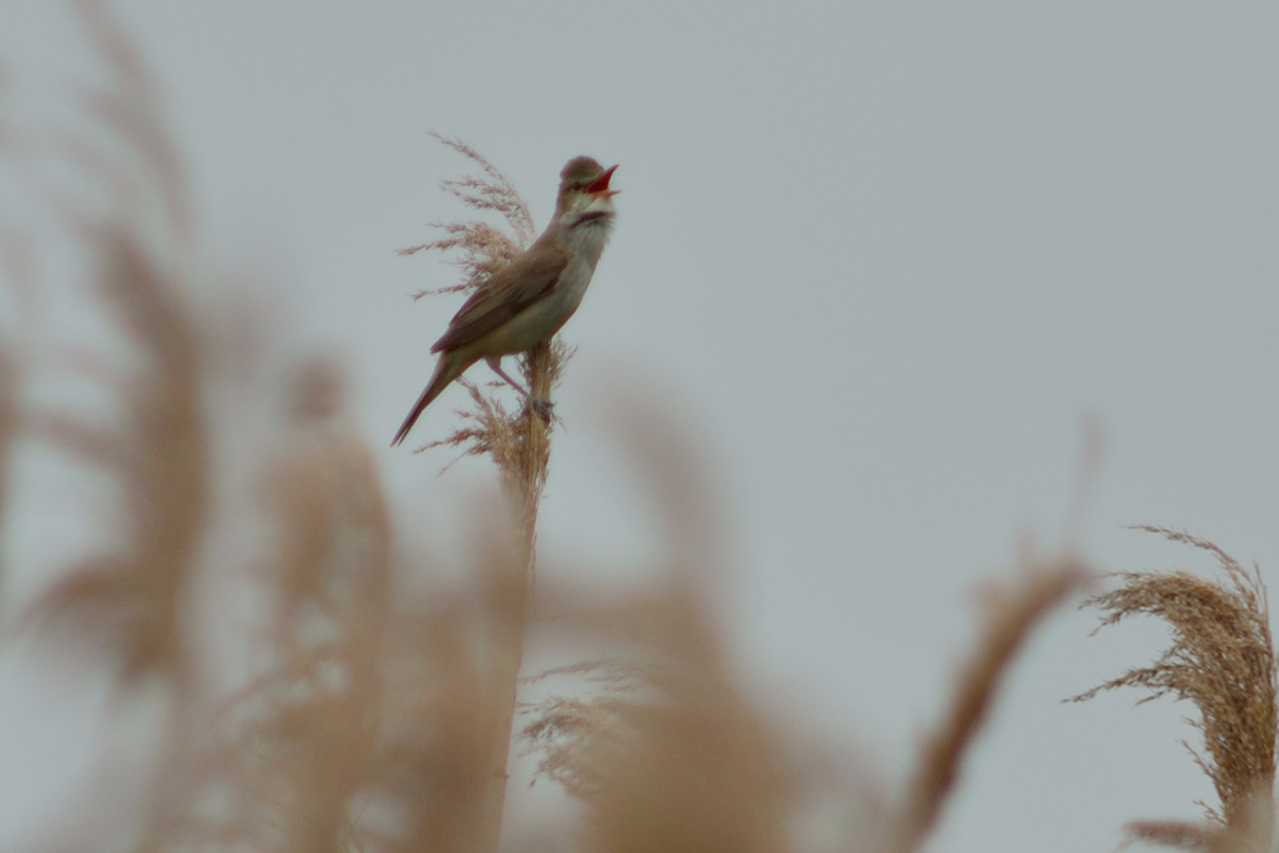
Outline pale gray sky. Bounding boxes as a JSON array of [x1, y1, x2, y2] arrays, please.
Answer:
[[2, 2, 1278, 851]]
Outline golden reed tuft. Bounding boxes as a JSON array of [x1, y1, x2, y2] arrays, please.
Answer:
[[1071, 526, 1276, 850]]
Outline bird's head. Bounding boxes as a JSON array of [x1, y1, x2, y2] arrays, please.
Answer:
[[555, 156, 619, 230]]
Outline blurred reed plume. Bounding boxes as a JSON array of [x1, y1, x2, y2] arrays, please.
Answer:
[[1071, 526, 1277, 851], [892, 559, 1088, 852], [521, 558, 1087, 853], [18, 0, 205, 691]]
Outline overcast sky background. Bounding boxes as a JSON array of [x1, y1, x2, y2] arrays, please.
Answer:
[[2, 2, 1278, 851]]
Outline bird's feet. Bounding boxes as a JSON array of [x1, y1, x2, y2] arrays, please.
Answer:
[[531, 398, 555, 423]]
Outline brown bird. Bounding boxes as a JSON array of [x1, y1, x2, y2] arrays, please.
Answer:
[[391, 156, 619, 446]]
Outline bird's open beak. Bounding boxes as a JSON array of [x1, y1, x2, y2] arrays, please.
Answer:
[[586, 164, 619, 196]]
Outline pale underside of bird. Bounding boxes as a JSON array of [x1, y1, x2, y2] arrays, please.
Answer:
[[391, 156, 619, 447]]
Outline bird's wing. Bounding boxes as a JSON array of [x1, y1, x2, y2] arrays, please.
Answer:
[[430, 242, 569, 353]]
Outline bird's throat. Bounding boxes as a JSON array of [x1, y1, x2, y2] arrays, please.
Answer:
[[572, 210, 612, 227]]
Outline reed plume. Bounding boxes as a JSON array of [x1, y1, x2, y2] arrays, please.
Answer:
[[892, 558, 1088, 851], [1071, 526, 1277, 850], [22, 0, 205, 691]]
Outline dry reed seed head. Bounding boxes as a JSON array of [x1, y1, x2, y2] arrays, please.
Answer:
[[24, 234, 208, 686], [520, 515, 869, 853], [104, 242, 207, 684], [1120, 820, 1219, 851], [197, 700, 363, 852], [522, 631, 795, 853], [368, 599, 511, 852], [265, 382, 390, 648], [263, 443, 346, 647], [894, 560, 1088, 852], [190, 501, 395, 853], [1071, 528, 1277, 831], [399, 220, 520, 265], [242, 411, 391, 744], [72, 0, 194, 245], [23, 9, 394, 844], [330, 489, 531, 853], [595, 395, 731, 588], [578, 693, 792, 853], [5, 7, 417, 853], [235, 689, 373, 853], [430, 131, 536, 245], [424, 377, 523, 470], [287, 358, 345, 422]]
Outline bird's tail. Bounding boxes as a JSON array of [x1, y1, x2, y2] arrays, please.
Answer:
[[390, 352, 467, 447]]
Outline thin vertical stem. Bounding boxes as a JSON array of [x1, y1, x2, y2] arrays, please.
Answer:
[[478, 341, 554, 853]]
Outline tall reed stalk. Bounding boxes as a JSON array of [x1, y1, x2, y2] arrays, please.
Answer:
[[401, 138, 568, 850]]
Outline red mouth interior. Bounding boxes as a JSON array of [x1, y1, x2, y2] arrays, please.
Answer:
[[586, 164, 618, 194]]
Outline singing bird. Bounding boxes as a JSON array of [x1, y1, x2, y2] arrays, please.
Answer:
[[391, 156, 619, 446]]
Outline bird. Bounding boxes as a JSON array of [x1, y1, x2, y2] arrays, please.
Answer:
[[391, 156, 619, 447]]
